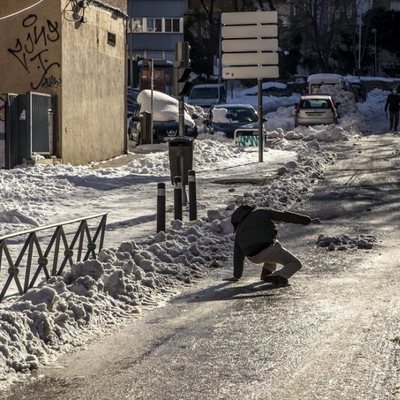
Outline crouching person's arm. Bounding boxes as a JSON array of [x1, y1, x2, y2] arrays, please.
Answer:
[[223, 241, 244, 282]]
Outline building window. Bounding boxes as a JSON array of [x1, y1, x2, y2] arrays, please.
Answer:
[[147, 18, 162, 32], [107, 32, 116, 46], [165, 18, 180, 32], [130, 18, 143, 32], [130, 17, 183, 33]]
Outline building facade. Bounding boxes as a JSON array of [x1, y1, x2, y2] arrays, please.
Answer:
[[0, 0, 127, 165], [127, 0, 187, 92]]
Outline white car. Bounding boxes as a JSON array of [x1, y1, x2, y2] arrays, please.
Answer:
[[295, 94, 339, 127], [186, 84, 226, 112]]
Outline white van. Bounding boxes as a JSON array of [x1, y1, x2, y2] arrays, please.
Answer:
[[307, 73, 344, 94], [187, 84, 226, 111]]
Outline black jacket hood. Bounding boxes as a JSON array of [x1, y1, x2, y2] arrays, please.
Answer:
[[231, 205, 255, 231]]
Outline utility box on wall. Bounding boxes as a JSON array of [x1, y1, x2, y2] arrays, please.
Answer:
[[5, 92, 55, 169]]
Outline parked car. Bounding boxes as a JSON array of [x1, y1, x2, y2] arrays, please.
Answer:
[[186, 84, 226, 112], [205, 104, 265, 138], [129, 90, 198, 144], [294, 94, 339, 127], [306, 73, 344, 94]]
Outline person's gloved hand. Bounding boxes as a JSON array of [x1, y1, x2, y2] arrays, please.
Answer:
[[311, 218, 321, 224]]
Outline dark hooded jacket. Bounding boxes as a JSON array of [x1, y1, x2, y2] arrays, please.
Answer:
[[385, 93, 400, 112], [231, 205, 311, 279]]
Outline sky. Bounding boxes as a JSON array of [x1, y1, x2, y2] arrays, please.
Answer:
[[0, 81, 394, 391]]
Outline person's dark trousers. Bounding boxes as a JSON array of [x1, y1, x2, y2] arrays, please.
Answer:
[[389, 110, 399, 131]]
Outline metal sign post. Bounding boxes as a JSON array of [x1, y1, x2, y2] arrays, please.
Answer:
[[221, 11, 279, 162], [258, 78, 263, 162], [150, 59, 154, 144]]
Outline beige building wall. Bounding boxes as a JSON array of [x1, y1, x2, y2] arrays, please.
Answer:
[[0, 1, 61, 96], [61, 1, 126, 165], [0, 0, 127, 165]]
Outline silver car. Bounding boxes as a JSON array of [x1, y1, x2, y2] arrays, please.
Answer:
[[295, 95, 339, 127]]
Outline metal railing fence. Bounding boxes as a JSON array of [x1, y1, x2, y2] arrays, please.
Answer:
[[0, 213, 107, 302]]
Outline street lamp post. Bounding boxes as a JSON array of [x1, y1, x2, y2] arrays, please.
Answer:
[[358, 20, 362, 74], [371, 28, 378, 77]]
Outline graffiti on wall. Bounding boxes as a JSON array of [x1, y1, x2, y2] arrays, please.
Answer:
[[8, 14, 61, 90]]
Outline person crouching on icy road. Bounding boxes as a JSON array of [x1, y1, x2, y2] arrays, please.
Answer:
[[224, 204, 321, 286]]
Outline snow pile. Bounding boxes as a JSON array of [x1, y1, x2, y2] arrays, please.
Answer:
[[126, 138, 244, 175], [316, 233, 377, 251], [312, 84, 358, 115], [230, 82, 300, 113], [0, 218, 232, 382], [0, 166, 77, 234], [235, 142, 334, 210], [357, 89, 389, 133], [265, 106, 296, 132]]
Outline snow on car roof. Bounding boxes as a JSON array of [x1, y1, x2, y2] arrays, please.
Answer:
[[300, 94, 334, 100], [214, 103, 255, 108], [307, 73, 343, 83], [191, 84, 224, 88], [137, 89, 194, 126]]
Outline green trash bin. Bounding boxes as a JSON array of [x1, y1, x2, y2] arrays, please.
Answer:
[[168, 137, 193, 185]]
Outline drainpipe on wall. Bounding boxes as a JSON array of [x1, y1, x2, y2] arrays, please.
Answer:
[[124, 12, 129, 154]]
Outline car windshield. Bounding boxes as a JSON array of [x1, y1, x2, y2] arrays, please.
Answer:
[[301, 99, 331, 109], [190, 87, 219, 99], [220, 107, 258, 122]]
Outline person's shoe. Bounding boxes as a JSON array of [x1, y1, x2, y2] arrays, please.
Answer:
[[263, 275, 288, 287], [260, 267, 273, 281]]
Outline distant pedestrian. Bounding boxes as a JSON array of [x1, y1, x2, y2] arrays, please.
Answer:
[[384, 89, 400, 132], [224, 205, 321, 286]]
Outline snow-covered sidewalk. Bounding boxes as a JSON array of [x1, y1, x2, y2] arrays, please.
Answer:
[[0, 86, 391, 390]]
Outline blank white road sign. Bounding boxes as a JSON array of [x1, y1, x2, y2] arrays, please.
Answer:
[[222, 38, 278, 53], [222, 52, 279, 66], [221, 11, 279, 79], [223, 66, 279, 80], [222, 25, 278, 39], [221, 11, 277, 25]]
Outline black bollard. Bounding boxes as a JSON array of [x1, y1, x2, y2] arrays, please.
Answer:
[[156, 182, 166, 232], [188, 170, 197, 221], [174, 176, 182, 220]]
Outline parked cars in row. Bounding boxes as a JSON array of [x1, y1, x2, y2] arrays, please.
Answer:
[[294, 94, 339, 127]]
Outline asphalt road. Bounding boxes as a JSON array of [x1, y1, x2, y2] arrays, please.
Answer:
[[4, 134, 400, 400]]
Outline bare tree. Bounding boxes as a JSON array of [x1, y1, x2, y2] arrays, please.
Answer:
[[289, 0, 349, 71], [188, 0, 258, 78], [256, 0, 276, 11]]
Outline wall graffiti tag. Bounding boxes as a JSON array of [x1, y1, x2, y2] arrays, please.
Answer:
[[8, 13, 61, 90]]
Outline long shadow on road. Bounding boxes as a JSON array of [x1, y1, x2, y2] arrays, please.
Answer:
[[183, 280, 286, 303]]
